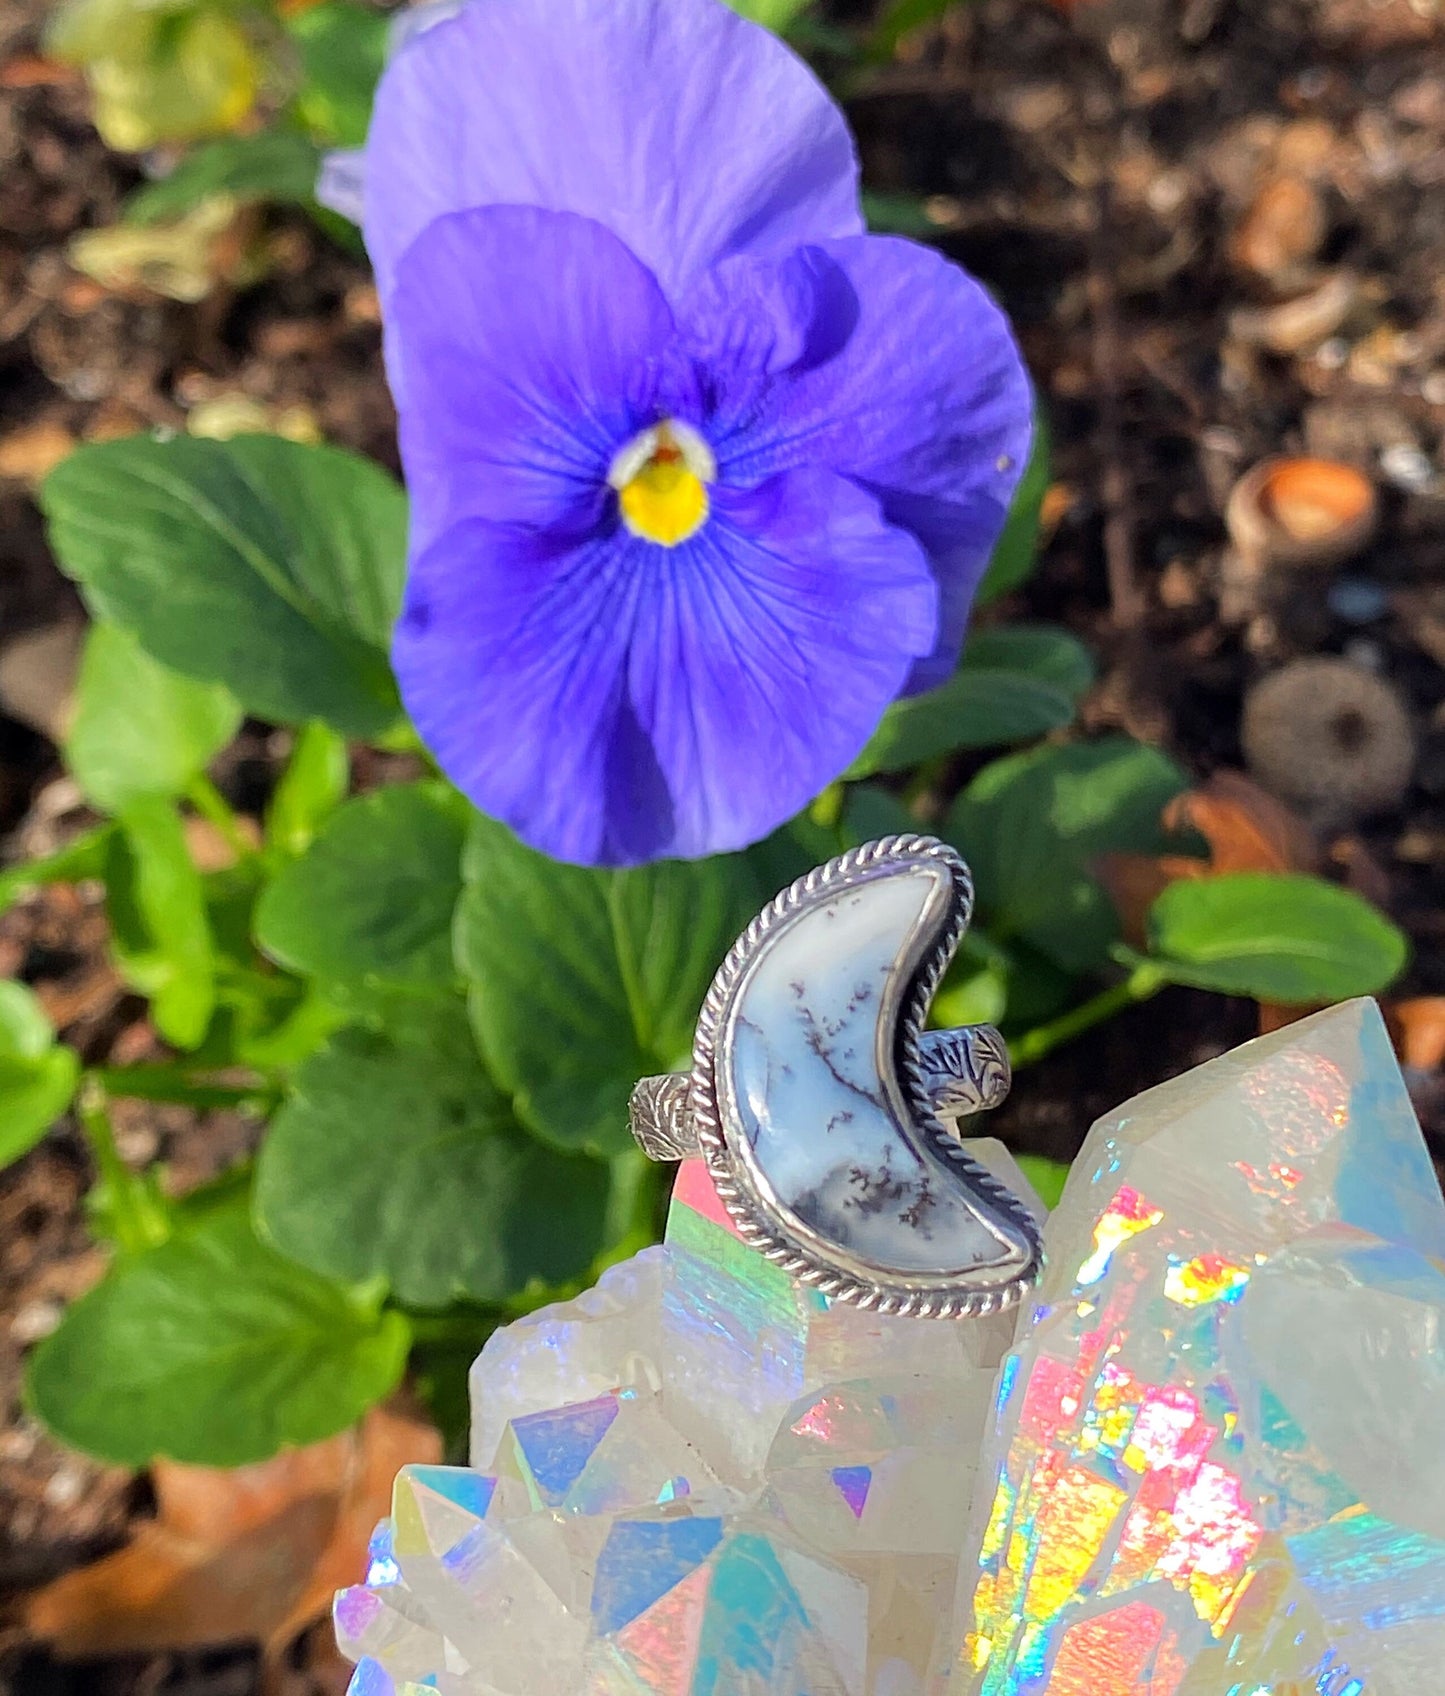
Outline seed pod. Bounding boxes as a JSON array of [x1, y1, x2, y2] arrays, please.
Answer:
[[1226, 457, 1377, 574], [1241, 656, 1415, 818]]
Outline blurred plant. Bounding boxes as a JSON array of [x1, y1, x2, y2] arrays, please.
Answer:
[[68, 193, 268, 302], [47, 0, 284, 151]]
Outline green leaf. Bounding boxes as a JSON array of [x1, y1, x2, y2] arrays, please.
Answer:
[[456, 815, 762, 1155], [965, 624, 1094, 696], [0, 983, 81, 1167], [947, 737, 1187, 974], [42, 433, 406, 737], [847, 623, 1093, 777], [840, 784, 918, 845], [998, 939, 1078, 1030], [256, 1005, 611, 1307], [106, 799, 215, 1048], [1145, 873, 1409, 1003], [747, 815, 846, 896], [264, 721, 350, 858], [871, 0, 966, 56], [0, 824, 115, 917], [861, 191, 939, 239], [930, 932, 1010, 1028], [288, 0, 390, 148], [26, 1189, 409, 1466], [124, 130, 325, 225], [723, 0, 812, 32], [66, 622, 242, 815], [977, 409, 1051, 606], [1016, 1154, 1070, 1211], [255, 782, 468, 993]]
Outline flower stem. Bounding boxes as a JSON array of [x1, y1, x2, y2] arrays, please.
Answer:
[[90, 1063, 276, 1111], [1009, 963, 1167, 1071], [186, 774, 255, 862], [76, 1080, 171, 1254]]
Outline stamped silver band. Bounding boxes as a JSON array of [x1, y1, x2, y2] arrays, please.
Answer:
[[628, 834, 1043, 1319], [631, 1024, 1013, 1161]]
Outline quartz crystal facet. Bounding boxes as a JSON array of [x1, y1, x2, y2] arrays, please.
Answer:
[[336, 999, 1445, 1696], [955, 997, 1445, 1696], [336, 1147, 1029, 1696]]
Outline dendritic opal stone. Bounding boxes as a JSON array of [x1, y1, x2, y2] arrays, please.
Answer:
[[335, 998, 1445, 1696], [720, 861, 1024, 1278], [954, 997, 1445, 1696], [335, 1144, 1031, 1696]]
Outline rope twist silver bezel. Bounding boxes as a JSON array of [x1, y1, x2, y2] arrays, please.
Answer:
[[686, 834, 1043, 1320]]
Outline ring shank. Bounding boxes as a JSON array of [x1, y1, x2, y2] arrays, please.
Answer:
[[629, 1022, 1011, 1163]]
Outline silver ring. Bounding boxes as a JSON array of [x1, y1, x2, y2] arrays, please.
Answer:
[[629, 834, 1043, 1319]]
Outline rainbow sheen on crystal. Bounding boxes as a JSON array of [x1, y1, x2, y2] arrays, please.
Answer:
[[954, 998, 1445, 1696], [335, 1139, 1035, 1695], [335, 999, 1445, 1696]]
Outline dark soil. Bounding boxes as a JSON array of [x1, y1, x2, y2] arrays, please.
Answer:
[[2, 0, 1443, 1689]]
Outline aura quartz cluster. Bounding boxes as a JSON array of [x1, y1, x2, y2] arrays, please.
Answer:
[[335, 1000, 1445, 1696], [959, 997, 1445, 1696]]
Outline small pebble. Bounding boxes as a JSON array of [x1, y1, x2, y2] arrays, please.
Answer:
[[1329, 577, 1390, 623], [1342, 636, 1386, 670], [0, 1422, 38, 1463], [44, 1464, 88, 1509], [10, 1298, 63, 1344], [1379, 443, 1435, 491]]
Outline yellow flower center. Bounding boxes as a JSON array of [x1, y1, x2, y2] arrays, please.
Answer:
[[609, 420, 715, 547]]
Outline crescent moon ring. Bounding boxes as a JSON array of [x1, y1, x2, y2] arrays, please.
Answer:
[[628, 835, 1044, 1319]]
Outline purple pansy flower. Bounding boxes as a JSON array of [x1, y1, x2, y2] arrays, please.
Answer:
[[366, 0, 1032, 866]]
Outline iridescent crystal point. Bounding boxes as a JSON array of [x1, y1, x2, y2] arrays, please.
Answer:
[[956, 996, 1445, 1696]]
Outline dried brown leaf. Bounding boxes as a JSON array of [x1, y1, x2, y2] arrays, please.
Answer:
[[1163, 770, 1319, 876], [1386, 998, 1445, 1073], [1099, 772, 1319, 949], [23, 1401, 440, 1662]]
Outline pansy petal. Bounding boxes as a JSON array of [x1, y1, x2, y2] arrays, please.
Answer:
[[671, 246, 858, 432], [364, 0, 862, 309], [392, 470, 936, 866], [634, 469, 937, 859], [390, 205, 675, 544], [394, 519, 653, 865], [721, 234, 1033, 680]]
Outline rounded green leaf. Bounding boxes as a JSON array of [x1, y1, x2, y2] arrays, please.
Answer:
[[254, 781, 468, 992], [67, 622, 241, 815], [964, 625, 1093, 696], [847, 623, 1093, 778], [41, 433, 406, 736], [26, 1193, 410, 1466], [0, 982, 80, 1166], [456, 814, 762, 1155], [947, 737, 1187, 975], [1146, 873, 1409, 1003], [255, 1008, 611, 1306]]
